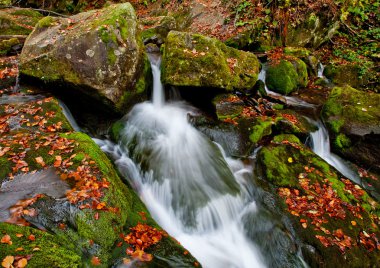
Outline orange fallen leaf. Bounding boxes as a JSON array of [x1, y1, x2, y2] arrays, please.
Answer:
[[91, 256, 101, 266], [27, 234, 35, 241], [15, 247, 24, 252], [1, 256, 14, 268], [17, 258, 27, 268], [1, 235, 11, 245], [15, 234, 23, 238], [35, 156, 45, 167], [54, 155, 62, 167]]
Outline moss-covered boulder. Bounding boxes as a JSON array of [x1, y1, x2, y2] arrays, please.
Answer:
[[162, 31, 260, 91], [286, 12, 340, 48], [324, 61, 378, 92], [0, 37, 20, 56], [266, 58, 308, 95], [20, 3, 149, 114], [0, 8, 43, 35], [0, 95, 198, 267], [322, 86, 380, 172], [257, 135, 380, 267]]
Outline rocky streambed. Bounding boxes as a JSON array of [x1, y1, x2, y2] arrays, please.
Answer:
[[0, 2, 380, 268]]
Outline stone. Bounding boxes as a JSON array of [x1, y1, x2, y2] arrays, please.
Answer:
[[322, 85, 380, 172], [0, 8, 43, 35], [20, 3, 149, 113], [266, 58, 308, 95], [257, 134, 380, 267], [162, 31, 260, 91]]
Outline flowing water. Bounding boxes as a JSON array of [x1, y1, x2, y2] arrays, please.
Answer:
[[258, 65, 360, 184], [95, 54, 270, 267], [309, 121, 361, 184]]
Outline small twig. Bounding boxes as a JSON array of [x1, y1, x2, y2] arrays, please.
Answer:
[[342, 21, 359, 36]]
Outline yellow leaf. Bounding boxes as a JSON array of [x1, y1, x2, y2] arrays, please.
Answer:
[[1, 256, 14, 268], [17, 258, 27, 268], [288, 157, 293, 163]]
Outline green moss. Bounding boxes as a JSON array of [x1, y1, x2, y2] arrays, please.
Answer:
[[335, 133, 351, 149], [273, 134, 301, 144], [21, 55, 82, 84], [162, 31, 260, 90], [322, 86, 380, 134], [0, 38, 19, 56], [266, 60, 298, 95], [249, 118, 273, 143], [0, 222, 82, 267], [110, 120, 124, 141], [36, 16, 56, 28], [283, 47, 311, 58], [272, 104, 284, 110], [0, 157, 11, 182]]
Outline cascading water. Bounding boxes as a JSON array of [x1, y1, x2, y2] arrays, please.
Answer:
[[95, 54, 268, 267], [309, 121, 360, 184], [258, 63, 359, 184], [317, 62, 325, 78]]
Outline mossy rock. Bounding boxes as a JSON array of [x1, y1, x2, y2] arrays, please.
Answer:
[[162, 31, 260, 91], [248, 110, 316, 145], [266, 58, 308, 95], [0, 37, 19, 56], [257, 135, 380, 267], [0, 95, 199, 267], [0, 8, 43, 35], [322, 86, 380, 136], [284, 47, 311, 59], [0, 222, 82, 267], [324, 62, 378, 92], [286, 12, 340, 48], [20, 3, 149, 114], [321, 86, 380, 173]]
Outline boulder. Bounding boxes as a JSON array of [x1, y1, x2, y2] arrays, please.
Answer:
[[266, 58, 308, 95], [324, 62, 379, 92], [256, 134, 380, 267], [162, 31, 260, 91], [322, 86, 380, 172], [0, 94, 198, 267], [285, 12, 340, 48], [0, 8, 43, 35], [20, 3, 149, 113]]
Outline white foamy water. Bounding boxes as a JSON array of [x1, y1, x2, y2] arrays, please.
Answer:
[[95, 55, 266, 268], [309, 121, 360, 184]]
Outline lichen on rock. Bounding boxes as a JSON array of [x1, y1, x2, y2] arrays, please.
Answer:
[[20, 3, 149, 114]]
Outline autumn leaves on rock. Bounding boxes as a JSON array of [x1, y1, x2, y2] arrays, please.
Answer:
[[257, 135, 380, 266], [0, 94, 198, 266]]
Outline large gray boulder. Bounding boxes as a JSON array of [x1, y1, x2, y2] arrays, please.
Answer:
[[20, 3, 149, 113]]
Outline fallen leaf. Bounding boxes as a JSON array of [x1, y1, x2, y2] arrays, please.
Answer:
[[27, 234, 35, 241], [91, 256, 101, 266], [1, 235, 12, 245], [54, 155, 62, 167], [288, 157, 293, 163], [35, 156, 45, 167], [1, 256, 14, 268], [17, 258, 27, 268]]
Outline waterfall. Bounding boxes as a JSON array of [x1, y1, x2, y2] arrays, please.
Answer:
[[95, 54, 267, 267], [309, 121, 360, 184], [317, 62, 324, 78]]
